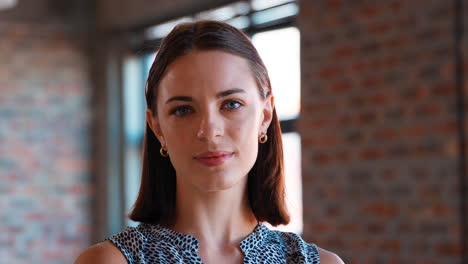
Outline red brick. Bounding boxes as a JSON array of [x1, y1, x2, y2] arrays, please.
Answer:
[[389, 1, 403, 12], [366, 94, 389, 105], [302, 135, 340, 147], [431, 203, 450, 217], [412, 143, 439, 156], [335, 151, 351, 162], [360, 149, 383, 160], [302, 102, 336, 113], [382, 55, 399, 67], [313, 152, 332, 165], [311, 221, 333, 233], [436, 243, 462, 257], [361, 77, 383, 89], [432, 82, 456, 96], [301, 119, 333, 129], [319, 65, 345, 80], [382, 168, 397, 181], [354, 6, 380, 19], [368, 23, 392, 35], [362, 202, 399, 217], [401, 124, 426, 137], [326, 0, 342, 9], [416, 103, 443, 116], [358, 111, 378, 124], [373, 128, 399, 141], [403, 86, 428, 100], [329, 80, 353, 93], [384, 35, 411, 49], [440, 62, 455, 78], [415, 260, 439, 264], [339, 223, 360, 233], [332, 46, 355, 58], [324, 186, 340, 199], [350, 62, 368, 73], [367, 222, 386, 233], [433, 120, 457, 134], [443, 139, 458, 156], [379, 239, 400, 253]]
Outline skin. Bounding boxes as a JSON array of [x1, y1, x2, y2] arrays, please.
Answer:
[[74, 50, 345, 264], [149, 50, 271, 263]]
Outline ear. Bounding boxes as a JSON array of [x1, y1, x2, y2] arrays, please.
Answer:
[[259, 95, 274, 135], [146, 109, 166, 146]]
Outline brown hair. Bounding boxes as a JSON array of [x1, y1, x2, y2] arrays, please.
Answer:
[[129, 20, 289, 226]]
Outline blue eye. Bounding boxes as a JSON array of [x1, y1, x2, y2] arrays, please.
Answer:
[[172, 106, 193, 116], [223, 101, 242, 110]]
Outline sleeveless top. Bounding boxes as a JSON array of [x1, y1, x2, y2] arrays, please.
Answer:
[[106, 222, 320, 263]]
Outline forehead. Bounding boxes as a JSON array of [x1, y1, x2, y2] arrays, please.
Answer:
[[158, 50, 257, 97]]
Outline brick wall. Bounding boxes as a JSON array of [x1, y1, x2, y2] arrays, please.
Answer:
[[298, 0, 466, 263], [462, 0, 468, 261], [0, 23, 93, 263]]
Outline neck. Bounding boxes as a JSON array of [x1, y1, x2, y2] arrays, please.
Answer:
[[169, 176, 258, 250]]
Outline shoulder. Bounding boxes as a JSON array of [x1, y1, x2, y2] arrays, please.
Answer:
[[74, 241, 128, 264], [317, 246, 345, 264], [268, 229, 345, 264], [267, 230, 320, 262]]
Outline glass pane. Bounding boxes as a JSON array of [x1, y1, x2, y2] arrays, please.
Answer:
[[145, 17, 193, 40], [252, 27, 300, 120], [123, 56, 145, 145], [264, 132, 303, 233], [0, 0, 17, 9], [225, 16, 250, 29], [252, 2, 298, 24], [123, 56, 146, 227], [251, 0, 294, 11], [196, 2, 250, 21]]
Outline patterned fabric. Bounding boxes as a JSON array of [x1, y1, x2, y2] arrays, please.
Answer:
[[105, 222, 320, 263]]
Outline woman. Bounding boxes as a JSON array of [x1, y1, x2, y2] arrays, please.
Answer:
[[75, 20, 344, 264]]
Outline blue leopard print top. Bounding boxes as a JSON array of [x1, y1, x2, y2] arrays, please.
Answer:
[[106, 222, 320, 263]]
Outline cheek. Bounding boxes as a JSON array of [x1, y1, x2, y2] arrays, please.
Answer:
[[163, 126, 194, 173], [228, 112, 261, 156], [230, 119, 257, 142], [235, 105, 263, 139], [164, 121, 195, 149], [231, 122, 259, 173]]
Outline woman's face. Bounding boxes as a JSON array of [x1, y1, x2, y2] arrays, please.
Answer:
[[147, 50, 273, 192]]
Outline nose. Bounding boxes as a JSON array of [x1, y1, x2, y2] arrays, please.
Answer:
[[196, 111, 223, 142]]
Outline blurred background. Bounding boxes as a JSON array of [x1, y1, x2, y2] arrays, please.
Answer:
[[0, 0, 467, 263]]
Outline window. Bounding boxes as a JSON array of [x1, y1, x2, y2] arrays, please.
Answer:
[[252, 26, 302, 233], [252, 27, 300, 121], [122, 0, 301, 232]]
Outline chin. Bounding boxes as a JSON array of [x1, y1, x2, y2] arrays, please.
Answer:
[[193, 171, 247, 193]]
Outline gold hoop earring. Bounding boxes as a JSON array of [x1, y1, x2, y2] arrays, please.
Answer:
[[259, 133, 268, 144], [160, 146, 169, 157]]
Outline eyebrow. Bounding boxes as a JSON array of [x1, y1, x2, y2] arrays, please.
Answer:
[[165, 88, 246, 104]]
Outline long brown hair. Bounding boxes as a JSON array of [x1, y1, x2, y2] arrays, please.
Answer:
[[129, 20, 289, 226]]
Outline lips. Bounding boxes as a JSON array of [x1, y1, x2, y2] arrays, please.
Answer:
[[194, 151, 234, 167]]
